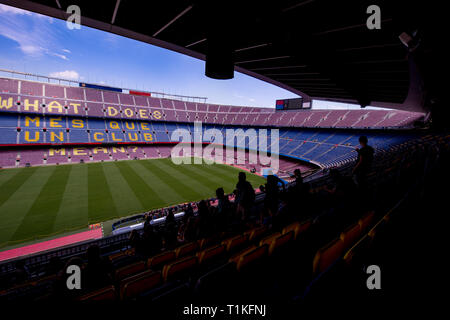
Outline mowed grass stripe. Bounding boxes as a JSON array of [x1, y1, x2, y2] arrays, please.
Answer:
[[103, 162, 144, 216], [154, 159, 219, 195], [114, 161, 166, 210], [179, 162, 238, 193], [147, 159, 210, 200], [0, 158, 266, 248], [212, 163, 266, 188], [87, 163, 118, 223], [130, 161, 185, 201], [0, 167, 54, 245], [134, 160, 192, 204], [0, 169, 20, 189], [0, 167, 37, 208], [53, 164, 89, 231], [195, 162, 239, 185], [198, 160, 265, 187], [10, 166, 72, 241], [176, 159, 265, 194]]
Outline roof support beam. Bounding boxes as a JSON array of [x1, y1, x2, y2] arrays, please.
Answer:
[[186, 38, 206, 48], [153, 5, 193, 37], [111, 0, 121, 24], [235, 56, 290, 65], [234, 43, 270, 52], [249, 65, 307, 71]]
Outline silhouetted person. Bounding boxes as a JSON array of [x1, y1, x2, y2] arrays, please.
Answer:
[[184, 203, 194, 221], [272, 191, 291, 231], [215, 187, 232, 230], [178, 212, 196, 243], [353, 136, 374, 190], [142, 223, 163, 256], [197, 199, 211, 238], [264, 175, 285, 216], [235, 172, 255, 220], [327, 169, 359, 223], [129, 229, 144, 257], [292, 168, 310, 201], [293, 168, 303, 184], [84, 244, 112, 290], [164, 209, 177, 249]]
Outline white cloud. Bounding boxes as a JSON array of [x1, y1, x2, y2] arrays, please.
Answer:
[[49, 70, 80, 80], [52, 53, 68, 60], [0, 4, 56, 57], [62, 49, 71, 53], [20, 45, 44, 55]]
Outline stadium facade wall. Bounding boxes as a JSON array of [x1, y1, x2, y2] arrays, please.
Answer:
[[0, 77, 424, 129], [0, 78, 423, 168]]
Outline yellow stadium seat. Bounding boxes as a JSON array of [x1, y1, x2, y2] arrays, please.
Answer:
[[297, 219, 312, 235], [229, 245, 257, 264], [259, 232, 281, 246], [79, 285, 116, 301], [312, 238, 345, 275], [115, 261, 146, 281], [282, 222, 300, 235], [367, 217, 388, 239], [162, 256, 198, 282], [235, 245, 268, 272], [247, 226, 267, 242], [268, 231, 294, 255], [222, 234, 249, 253], [282, 219, 311, 240], [359, 211, 375, 231], [175, 241, 199, 259], [383, 211, 392, 222], [340, 223, 362, 250], [343, 234, 371, 265], [147, 251, 176, 270], [196, 244, 226, 265], [120, 270, 162, 300]]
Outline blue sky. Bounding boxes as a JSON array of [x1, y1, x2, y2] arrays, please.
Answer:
[[0, 3, 371, 109]]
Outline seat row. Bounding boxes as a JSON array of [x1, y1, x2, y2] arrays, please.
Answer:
[[79, 220, 314, 301]]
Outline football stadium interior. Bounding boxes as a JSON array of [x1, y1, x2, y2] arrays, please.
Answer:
[[0, 0, 447, 314]]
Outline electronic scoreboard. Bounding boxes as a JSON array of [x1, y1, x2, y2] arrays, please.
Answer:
[[275, 98, 311, 110]]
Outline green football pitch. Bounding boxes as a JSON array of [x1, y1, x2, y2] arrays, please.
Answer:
[[0, 159, 266, 248]]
